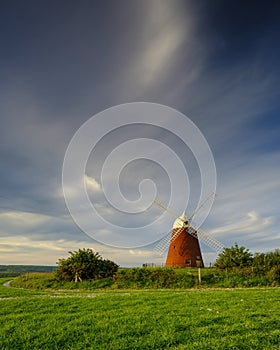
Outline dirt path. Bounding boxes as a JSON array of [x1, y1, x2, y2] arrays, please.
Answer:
[[3, 280, 12, 287]]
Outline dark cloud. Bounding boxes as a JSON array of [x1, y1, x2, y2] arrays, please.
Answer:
[[195, 0, 280, 66], [0, 0, 280, 264]]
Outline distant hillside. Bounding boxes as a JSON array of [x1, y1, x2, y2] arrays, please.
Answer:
[[0, 265, 56, 277]]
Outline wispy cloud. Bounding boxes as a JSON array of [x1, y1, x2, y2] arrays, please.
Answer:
[[210, 211, 276, 235], [85, 175, 102, 193]]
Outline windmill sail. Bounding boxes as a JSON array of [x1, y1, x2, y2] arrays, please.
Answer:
[[155, 220, 224, 255], [194, 227, 224, 252], [154, 226, 185, 255], [153, 198, 224, 267]]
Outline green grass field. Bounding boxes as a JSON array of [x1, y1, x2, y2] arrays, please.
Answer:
[[0, 277, 280, 349]]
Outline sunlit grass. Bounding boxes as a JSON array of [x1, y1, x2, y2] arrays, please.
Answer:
[[1, 278, 280, 349]]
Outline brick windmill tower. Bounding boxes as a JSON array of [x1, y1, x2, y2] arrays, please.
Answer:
[[154, 199, 224, 267], [165, 213, 204, 267]]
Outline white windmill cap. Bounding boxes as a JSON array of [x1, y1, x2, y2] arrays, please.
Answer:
[[172, 212, 187, 229]]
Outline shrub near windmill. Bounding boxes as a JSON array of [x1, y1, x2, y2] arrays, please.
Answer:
[[56, 249, 118, 282], [154, 196, 224, 268]]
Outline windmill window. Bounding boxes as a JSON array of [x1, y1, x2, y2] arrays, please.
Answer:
[[186, 259, 191, 265], [173, 245, 176, 249]]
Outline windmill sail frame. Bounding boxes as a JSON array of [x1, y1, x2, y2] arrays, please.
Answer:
[[153, 198, 224, 266]]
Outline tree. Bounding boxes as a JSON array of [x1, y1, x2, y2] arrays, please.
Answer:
[[56, 249, 118, 282], [214, 243, 253, 269], [253, 249, 280, 273]]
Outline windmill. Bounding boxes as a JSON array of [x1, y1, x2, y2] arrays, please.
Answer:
[[153, 195, 224, 268]]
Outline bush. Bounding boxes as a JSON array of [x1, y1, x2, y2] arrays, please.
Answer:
[[215, 243, 253, 269], [253, 250, 280, 273], [114, 268, 195, 289], [56, 249, 118, 282], [267, 265, 280, 284]]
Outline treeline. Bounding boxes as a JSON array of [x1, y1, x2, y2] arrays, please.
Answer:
[[214, 244, 280, 286]]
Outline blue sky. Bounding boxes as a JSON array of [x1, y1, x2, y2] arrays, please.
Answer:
[[1, 0, 280, 266]]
